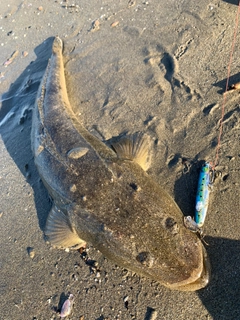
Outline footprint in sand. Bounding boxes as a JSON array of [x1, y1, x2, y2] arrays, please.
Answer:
[[203, 101, 240, 131], [143, 44, 176, 98], [143, 43, 201, 106]]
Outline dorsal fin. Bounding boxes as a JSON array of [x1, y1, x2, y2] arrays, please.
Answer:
[[111, 133, 151, 171]]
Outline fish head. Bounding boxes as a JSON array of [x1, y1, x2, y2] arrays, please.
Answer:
[[127, 214, 211, 291], [95, 160, 211, 292], [161, 235, 211, 291]]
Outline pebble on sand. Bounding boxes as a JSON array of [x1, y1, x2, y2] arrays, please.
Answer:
[[22, 51, 28, 57], [91, 19, 100, 32], [27, 247, 35, 259]]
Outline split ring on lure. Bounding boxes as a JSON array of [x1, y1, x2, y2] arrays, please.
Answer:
[[184, 216, 203, 237]]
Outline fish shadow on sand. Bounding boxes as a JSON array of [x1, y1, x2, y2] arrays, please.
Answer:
[[174, 159, 203, 217], [0, 37, 55, 230], [222, 0, 239, 5], [174, 168, 240, 319], [198, 236, 240, 320], [1, 38, 240, 319]]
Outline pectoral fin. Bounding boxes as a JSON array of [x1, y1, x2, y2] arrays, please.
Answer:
[[112, 133, 151, 171], [45, 204, 86, 249]]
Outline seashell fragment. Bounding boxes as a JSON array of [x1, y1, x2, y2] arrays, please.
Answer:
[[91, 19, 100, 32], [60, 294, 74, 318], [3, 50, 19, 66], [111, 21, 119, 28]]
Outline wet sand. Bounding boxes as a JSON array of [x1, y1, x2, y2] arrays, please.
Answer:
[[0, 0, 240, 319]]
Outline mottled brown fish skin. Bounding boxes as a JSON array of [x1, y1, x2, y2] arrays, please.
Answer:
[[31, 37, 210, 291]]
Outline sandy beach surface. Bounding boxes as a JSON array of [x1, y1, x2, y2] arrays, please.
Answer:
[[0, 0, 240, 319]]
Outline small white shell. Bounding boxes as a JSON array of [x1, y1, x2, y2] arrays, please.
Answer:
[[60, 294, 74, 318]]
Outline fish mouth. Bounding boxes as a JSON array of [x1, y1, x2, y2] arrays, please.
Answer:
[[167, 245, 211, 291]]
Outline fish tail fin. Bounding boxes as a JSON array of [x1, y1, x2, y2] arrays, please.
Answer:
[[45, 204, 86, 249], [52, 36, 63, 54], [112, 133, 152, 171]]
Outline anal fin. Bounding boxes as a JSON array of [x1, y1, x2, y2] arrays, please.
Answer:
[[45, 204, 86, 249], [111, 133, 151, 171]]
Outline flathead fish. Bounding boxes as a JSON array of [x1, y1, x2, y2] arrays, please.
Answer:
[[31, 37, 210, 291]]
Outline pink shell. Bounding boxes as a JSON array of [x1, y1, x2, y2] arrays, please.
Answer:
[[60, 294, 74, 318]]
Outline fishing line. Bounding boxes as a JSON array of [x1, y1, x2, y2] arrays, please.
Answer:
[[213, 0, 240, 170]]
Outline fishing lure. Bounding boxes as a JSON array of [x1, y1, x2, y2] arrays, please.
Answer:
[[195, 162, 213, 227]]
